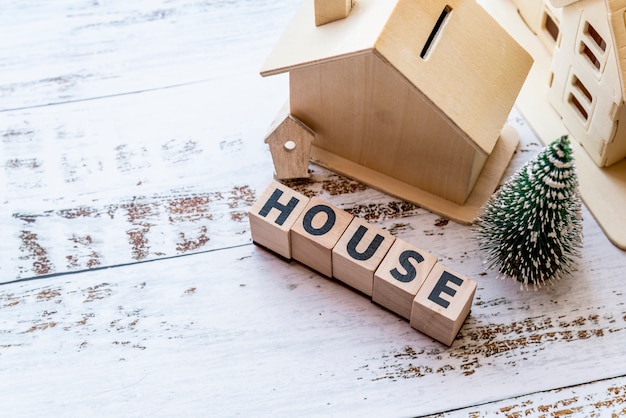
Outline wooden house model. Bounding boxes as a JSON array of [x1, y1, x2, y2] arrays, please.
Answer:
[[260, 0, 533, 223], [512, 0, 626, 167]]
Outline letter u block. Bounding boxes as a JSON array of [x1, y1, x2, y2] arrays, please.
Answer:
[[248, 181, 309, 258], [291, 197, 353, 277], [410, 263, 477, 346], [372, 240, 438, 320], [332, 218, 395, 296]]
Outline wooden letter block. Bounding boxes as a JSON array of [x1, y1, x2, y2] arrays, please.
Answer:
[[372, 240, 438, 320], [248, 181, 309, 259], [410, 263, 477, 346], [249, 182, 478, 342], [332, 217, 395, 296], [291, 197, 353, 277]]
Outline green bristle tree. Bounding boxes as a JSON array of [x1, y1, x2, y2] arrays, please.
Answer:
[[474, 135, 583, 289]]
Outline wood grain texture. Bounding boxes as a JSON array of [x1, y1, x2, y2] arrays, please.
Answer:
[[290, 51, 486, 204], [314, 0, 352, 26], [427, 375, 626, 417], [249, 182, 310, 259], [410, 263, 477, 346], [291, 197, 353, 277], [332, 217, 395, 296], [374, 0, 533, 155], [1, 0, 626, 416], [264, 109, 315, 179], [372, 239, 437, 320], [310, 124, 519, 223]]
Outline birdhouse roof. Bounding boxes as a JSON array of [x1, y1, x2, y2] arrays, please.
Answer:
[[261, 0, 533, 156], [606, 0, 626, 99], [263, 111, 315, 146]]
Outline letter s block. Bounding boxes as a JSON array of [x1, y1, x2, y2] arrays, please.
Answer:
[[291, 197, 353, 277], [410, 263, 477, 346], [332, 218, 395, 296], [372, 240, 438, 320], [248, 181, 309, 259]]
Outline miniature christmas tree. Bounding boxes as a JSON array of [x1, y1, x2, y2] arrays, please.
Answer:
[[474, 135, 583, 289]]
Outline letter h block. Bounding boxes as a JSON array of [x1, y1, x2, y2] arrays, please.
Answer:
[[291, 197, 353, 277], [372, 240, 438, 320], [332, 218, 395, 296], [248, 181, 309, 259], [410, 263, 477, 346]]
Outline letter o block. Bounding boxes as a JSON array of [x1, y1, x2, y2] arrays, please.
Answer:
[[248, 181, 309, 259], [410, 264, 477, 346], [332, 218, 395, 296], [372, 240, 438, 320], [291, 198, 353, 277]]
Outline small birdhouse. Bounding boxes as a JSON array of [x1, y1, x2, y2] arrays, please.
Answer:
[[264, 104, 315, 179]]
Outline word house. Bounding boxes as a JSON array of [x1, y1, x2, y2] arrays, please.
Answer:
[[248, 181, 477, 346]]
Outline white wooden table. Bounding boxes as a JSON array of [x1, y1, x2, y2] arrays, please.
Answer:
[[2, 1, 626, 416]]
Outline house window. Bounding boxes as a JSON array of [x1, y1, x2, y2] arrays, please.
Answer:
[[420, 5, 452, 59], [567, 72, 593, 125], [572, 75, 592, 103], [580, 42, 601, 70], [585, 22, 606, 52], [569, 93, 589, 121], [579, 21, 607, 72], [543, 12, 559, 43]]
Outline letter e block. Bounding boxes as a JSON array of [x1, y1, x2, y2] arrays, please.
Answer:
[[410, 263, 477, 346], [248, 181, 309, 258], [372, 240, 438, 320], [332, 218, 395, 296], [291, 198, 353, 277]]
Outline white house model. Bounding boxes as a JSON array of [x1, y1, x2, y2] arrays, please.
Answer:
[[512, 0, 626, 167]]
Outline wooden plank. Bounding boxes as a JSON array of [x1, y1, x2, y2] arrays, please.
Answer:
[[2, 0, 626, 414], [0, 0, 298, 111], [2, 229, 626, 416], [428, 375, 626, 417], [0, 78, 282, 281], [0, 0, 299, 281]]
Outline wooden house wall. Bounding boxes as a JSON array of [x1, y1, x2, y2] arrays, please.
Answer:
[[288, 52, 484, 204]]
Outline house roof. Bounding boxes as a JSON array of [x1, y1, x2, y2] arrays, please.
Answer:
[[261, 0, 533, 156], [606, 0, 626, 99]]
